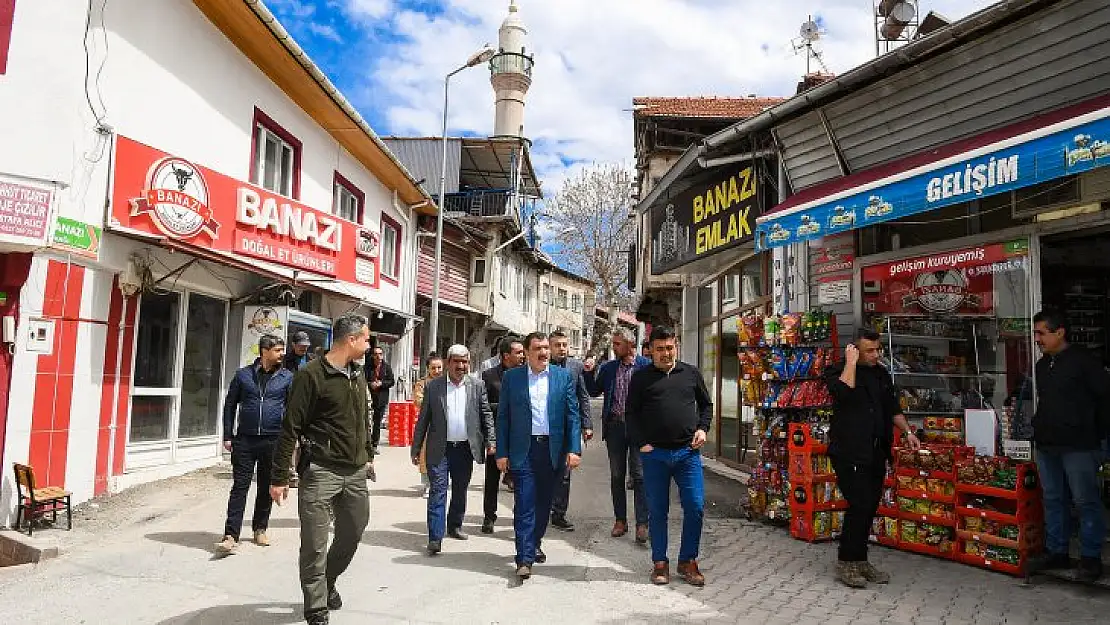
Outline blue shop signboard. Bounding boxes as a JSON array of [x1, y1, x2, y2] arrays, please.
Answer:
[[756, 113, 1110, 250]]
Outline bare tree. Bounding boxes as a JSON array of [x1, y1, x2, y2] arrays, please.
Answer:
[[544, 163, 635, 354]]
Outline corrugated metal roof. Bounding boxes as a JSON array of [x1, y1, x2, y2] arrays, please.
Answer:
[[381, 138, 461, 197]]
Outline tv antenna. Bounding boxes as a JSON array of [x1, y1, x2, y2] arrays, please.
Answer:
[[793, 16, 830, 75]]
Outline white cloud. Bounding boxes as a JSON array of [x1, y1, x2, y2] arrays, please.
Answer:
[[306, 22, 344, 43], [347, 0, 999, 193]]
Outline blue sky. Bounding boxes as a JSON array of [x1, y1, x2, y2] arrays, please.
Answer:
[[268, 0, 998, 195]]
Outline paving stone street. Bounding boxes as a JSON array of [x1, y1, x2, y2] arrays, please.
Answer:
[[1, 434, 1108, 624]]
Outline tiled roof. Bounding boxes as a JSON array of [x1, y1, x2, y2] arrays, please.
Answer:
[[632, 96, 788, 120]]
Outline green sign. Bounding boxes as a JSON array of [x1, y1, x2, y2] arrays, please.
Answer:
[[52, 217, 102, 259]]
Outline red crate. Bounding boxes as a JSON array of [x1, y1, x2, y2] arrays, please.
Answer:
[[789, 479, 849, 512], [790, 509, 845, 542], [787, 449, 837, 482], [788, 423, 828, 454]]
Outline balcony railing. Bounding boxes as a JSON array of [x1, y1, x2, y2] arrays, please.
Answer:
[[443, 190, 519, 218]]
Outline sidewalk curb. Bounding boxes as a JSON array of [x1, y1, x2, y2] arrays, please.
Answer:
[[702, 457, 750, 486], [0, 531, 59, 567]]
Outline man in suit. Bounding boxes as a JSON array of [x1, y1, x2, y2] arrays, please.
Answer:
[[496, 332, 583, 579], [480, 337, 525, 533], [411, 345, 495, 555], [548, 331, 593, 532], [366, 344, 395, 454], [583, 327, 652, 543]]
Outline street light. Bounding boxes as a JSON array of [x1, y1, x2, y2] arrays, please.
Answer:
[[429, 43, 497, 354]]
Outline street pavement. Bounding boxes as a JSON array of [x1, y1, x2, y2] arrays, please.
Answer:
[[1, 435, 1110, 624]]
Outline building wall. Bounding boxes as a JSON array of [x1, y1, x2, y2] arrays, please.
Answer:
[[537, 272, 592, 356], [0, 0, 421, 524]]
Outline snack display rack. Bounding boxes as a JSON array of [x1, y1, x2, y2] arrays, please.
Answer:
[[787, 422, 847, 542], [745, 310, 839, 527], [868, 443, 1044, 576]]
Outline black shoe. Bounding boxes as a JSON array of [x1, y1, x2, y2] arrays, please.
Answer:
[[1078, 557, 1104, 583], [372, 446, 381, 456], [481, 519, 495, 534], [551, 516, 575, 532], [327, 587, 342, 611], [1028, 552, 1071, 574], [447, 527, 469, 541], [307, 612, 329, 625], [535, 548, 547, 564], [427, 540, 442, 555]]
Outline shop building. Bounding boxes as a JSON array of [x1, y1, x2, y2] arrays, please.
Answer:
[[631, 97, 786, 467], [0, 0, 433, 524]]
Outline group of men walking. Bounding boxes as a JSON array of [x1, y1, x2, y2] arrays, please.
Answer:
[[219, 315, 714, 624]]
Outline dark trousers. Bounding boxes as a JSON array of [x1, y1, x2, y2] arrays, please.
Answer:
[[606, 421, 648, 524], [832, 458, 886, 562], [298, 463, 370, 620], [551, 465, 572, 519], [370, 402, 387, 448], [512, 437, 561, 565], [223, 435, 277, 539], [427, 442, 475, 542], [483, 454, 502, 522]]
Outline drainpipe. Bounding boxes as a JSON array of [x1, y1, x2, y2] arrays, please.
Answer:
[[105, 294, 128, 492]]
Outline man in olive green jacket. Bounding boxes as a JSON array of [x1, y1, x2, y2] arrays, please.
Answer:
[[271, 314, 373, 625]]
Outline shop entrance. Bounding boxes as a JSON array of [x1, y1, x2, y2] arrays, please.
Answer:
[[1040, 228, 1110, 367]]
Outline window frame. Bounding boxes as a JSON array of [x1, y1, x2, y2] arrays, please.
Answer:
[[332, 172, 365, 224], [379, 213, 402, 285], [249, 107, 302, 199], [500, 259, 510, 296], [556, 288, 568, 310], [523, 284, 534, 314], [542, 283, 552, 305], [472, 257, 487, 285]]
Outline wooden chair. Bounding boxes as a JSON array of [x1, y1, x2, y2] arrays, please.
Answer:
[[12, 463, 72, 536]]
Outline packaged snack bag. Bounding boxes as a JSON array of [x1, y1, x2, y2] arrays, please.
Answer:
[[740, 314, 763, 347], [781, 313, 802, 346]]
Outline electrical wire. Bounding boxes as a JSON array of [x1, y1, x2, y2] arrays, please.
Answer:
[[82, 0, 106, 125]]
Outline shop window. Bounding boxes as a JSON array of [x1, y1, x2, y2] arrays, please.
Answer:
[[557, 288, 568, 309], [333, 173, 364, 223], [380, 214, 401, 284], [698, 322, 719, 456], [721, 274, 739, 312], [178, 294, 226, 439], [472, 258, 487, 285], [698, 284, 717, 319], [719, 315, 741, 463], [132, 292, 180, 442], [296, 290, 322, 315], [250, 108, 301, 199], [741, 259, 764, 305]]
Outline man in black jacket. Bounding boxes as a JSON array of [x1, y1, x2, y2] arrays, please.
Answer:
[[366, 344, 395, 454], [628, 326, 713, 587], [219, 334, 293, 554], [270, 315, 374, 625], [825, 328, 919, 588], [1028, 309, 1109, 581], [480, 337, 524, 533], [549, 330, 593, 532]]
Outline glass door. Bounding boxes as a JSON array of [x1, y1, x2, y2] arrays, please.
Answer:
[[128, 289, 228, 470]]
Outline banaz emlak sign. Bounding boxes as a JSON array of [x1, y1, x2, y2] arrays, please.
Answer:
[[650, 165, 763, 274], [111, 136, 380, 288], [757, 111, 1110, 250]]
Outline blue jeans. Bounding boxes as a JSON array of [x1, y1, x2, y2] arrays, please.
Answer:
[[427, 443, 474, 542], [641, 446, 705, 563], [511, 437, 561, 565], [1036, 446, 1106, 559]]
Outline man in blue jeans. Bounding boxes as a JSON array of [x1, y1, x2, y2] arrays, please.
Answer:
[[1029, 309, 1109, 581], [627, 326, 713, 587]]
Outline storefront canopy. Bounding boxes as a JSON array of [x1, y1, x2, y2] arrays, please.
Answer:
[[755, 100, 1110, 251]]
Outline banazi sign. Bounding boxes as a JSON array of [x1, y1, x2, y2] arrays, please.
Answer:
[[756, 111, 1110, 250], [110, 136, 380, 288], [650, 165, 763, 274]]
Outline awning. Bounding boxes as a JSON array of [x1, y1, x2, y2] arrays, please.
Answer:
[[756, 98, 1110, 250], [416, 295, 487, 317]]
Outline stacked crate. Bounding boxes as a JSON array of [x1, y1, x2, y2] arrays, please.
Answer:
[[787, 423, 847, 542], [953, 458, 1043, 576]]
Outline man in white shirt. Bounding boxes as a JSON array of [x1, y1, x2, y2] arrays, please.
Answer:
[[411, 345, 495, 555]]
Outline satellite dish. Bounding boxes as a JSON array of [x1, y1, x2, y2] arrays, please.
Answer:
[[799, 20, 820, 42]]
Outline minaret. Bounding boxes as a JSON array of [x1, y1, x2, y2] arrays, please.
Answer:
[[490, 0, 533, 138]]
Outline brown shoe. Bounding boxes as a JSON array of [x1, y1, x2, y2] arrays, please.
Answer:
[[651, 561, 670, 585], [837, 561, 868, 589], [253, 530, 270, 547], [677, 560, 705, 587], [635, 524, 649, 544], [516, 564, 532, 579], [611, 520, 628, 537], [215, 535, 239, 554]]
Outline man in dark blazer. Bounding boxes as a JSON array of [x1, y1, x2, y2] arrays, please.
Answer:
[[366, 344, 395, 454], [548, 331, 593, 532], [411, 345, 495, 555], [480, 337, 524, 533], [496, 332, 582, 579]]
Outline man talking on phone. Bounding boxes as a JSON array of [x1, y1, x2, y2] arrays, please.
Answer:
[[825, 328, 919, 589]]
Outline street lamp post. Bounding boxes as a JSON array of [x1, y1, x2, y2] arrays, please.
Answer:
[[429, 44, 497, 356]]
